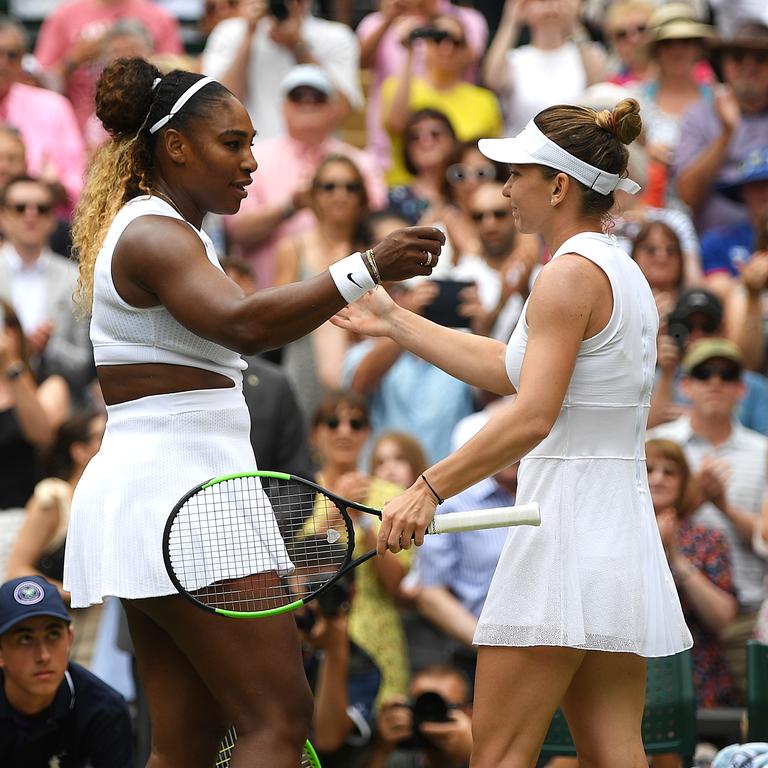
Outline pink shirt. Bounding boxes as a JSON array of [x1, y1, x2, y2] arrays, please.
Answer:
[[225, 135, 387, 290], [34, 0, 183, 132], [356, 0, 488, 173], [0, 83, 85, 206]]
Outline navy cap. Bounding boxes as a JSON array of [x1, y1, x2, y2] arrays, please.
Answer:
[[718, 147, 768, 202], [0, 576, 71, 637]]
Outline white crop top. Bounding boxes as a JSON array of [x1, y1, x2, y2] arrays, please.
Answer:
[[90, 196, 247, 383]]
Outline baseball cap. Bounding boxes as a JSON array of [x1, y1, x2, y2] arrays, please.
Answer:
[[718, 147, 768, 202], [682, 337, 743, 374], [279, 65, 334, 98], [0, 576, 71, 636], [670, 288, 723, 324]]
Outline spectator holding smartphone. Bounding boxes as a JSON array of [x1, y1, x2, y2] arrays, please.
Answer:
[[201, 0, 362, 141]]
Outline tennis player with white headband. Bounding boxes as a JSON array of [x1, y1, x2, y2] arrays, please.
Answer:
[[333, 97, 692, 767], [64, 59, 445, 768]]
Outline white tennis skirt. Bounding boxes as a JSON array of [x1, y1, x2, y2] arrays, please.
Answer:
[[64, 386, 291, 608]]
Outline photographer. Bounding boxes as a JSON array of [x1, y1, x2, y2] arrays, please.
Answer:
[[201, 0, 362, 141], [648, 287, 768, 433], [296, 567, 382, 768], [362, 665, 472, 768]]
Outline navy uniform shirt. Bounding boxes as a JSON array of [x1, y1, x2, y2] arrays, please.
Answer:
[[0, 661, 133, 768]]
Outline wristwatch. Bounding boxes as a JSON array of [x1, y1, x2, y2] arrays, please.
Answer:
[[4, 361, 25, 381]]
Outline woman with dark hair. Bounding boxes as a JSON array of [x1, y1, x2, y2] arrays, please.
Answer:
[[335, 98, 692, 765], [62, 57, 443, 767], [274, 154, 371, 422], [646, 438, 737, 707], [309, 391, 411, 704], [388, 108, 457, 226]]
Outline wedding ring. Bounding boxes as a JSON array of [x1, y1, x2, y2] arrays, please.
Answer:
[[423, 252, 433, 267]]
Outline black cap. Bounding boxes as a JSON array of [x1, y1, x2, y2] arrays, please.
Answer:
[[670, 288, 723, 324], [0, 576, 71, 636]]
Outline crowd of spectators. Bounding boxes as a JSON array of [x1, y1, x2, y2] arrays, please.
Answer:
[[1, 0, 768, 766]]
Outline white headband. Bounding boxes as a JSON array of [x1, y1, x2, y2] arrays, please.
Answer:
[[478, 120, 641, 196], [149, 76, 216, 134]]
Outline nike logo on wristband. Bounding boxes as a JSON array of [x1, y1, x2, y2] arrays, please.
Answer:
[[347, 273, 363, 288]]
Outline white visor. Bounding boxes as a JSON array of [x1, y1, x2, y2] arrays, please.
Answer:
[[479, 120, 641, 196]]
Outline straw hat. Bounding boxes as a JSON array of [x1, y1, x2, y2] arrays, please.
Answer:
[[646, 3, 713, 47]]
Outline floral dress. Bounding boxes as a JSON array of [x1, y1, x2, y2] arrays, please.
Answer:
[[678, 518, 738, 707]]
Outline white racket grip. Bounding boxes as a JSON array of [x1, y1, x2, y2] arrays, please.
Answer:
[[427, 503, 540, 534]]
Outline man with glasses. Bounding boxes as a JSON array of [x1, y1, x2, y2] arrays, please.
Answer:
[[225, 64, 386, 289], [674, 21, 768, 232], [649, 338, 768, 702], [650, 287, 768, 434], [0, 176, 93, 397], [451, 179, 539, 341], [0, 17, 84, 210]]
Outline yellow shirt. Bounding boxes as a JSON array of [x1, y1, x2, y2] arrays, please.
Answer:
[[381, 77, 504, 187], [303, 477, 412, 701]]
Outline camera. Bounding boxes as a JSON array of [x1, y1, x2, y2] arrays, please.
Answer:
[[666, 319, 689, 354], [397, 691, 453, 750], [294, 573, 354, 634], [408, 26, 449, 44], [268, 0, 289, 21]]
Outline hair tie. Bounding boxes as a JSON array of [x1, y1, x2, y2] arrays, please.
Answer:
[[152, 77, 162, 90]]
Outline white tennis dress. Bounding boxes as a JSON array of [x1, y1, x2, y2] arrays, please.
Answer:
[[474, 232, 692, 657], [64, 196, 293, 607]]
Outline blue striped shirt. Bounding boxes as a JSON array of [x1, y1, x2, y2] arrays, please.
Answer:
[[415, 478, 514, 617]]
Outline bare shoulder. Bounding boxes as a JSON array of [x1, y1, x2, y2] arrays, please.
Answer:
[[528, 253, 605, 323]]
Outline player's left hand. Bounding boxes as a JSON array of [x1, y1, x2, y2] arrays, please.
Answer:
[[378, 481, 436, 555]]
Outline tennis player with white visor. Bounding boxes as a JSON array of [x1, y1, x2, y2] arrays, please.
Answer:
[[333, 97, 692, 767]]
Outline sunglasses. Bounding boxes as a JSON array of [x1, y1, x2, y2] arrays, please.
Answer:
[[407, 127, 451, 144], [690, 364, 741, 383], [322, 416, 368, 431], [612, 24, 647, 42], [471, 208, 510, 222], [7, 201, 53, 215], [287, 87, 328, 104], [314, 181, 363, 194], [446, 163, 496, 184], [428, 31, 465, 48]]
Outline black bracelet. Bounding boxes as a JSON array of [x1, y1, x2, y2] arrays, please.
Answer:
[[421, 473, 443, 505]]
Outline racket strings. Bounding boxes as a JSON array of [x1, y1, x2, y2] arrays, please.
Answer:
[[167, 476, 352, 613], [214, 728, 318, 767]]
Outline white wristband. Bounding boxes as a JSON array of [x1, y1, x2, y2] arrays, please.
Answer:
[[328, 252, 376, 304]]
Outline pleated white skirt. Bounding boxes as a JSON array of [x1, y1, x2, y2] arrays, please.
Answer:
[[64, 386, 290, 608], [474, 457, 693, 658]]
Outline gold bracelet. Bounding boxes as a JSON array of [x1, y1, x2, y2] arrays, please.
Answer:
[[364, 248, 381, 284]]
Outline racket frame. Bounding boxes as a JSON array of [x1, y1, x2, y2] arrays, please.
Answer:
[[163, 470, 382, 619]]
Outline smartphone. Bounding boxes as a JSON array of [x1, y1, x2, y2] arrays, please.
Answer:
[[422, 279, 474, 328]]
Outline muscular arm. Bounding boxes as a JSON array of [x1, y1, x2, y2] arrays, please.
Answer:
[[114, 217, 439, 355]]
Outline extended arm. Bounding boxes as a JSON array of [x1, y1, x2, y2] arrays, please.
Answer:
[[115, 219, 443, 355]]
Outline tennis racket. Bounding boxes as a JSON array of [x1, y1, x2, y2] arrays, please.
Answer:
[[215, 728, 321, 767], [163, 470, 540, 619]]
